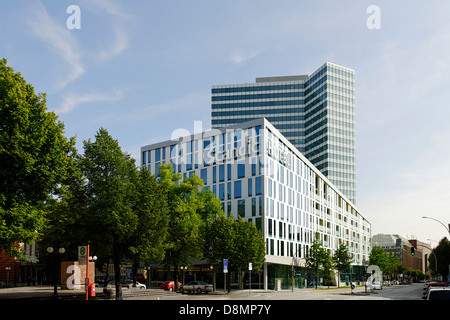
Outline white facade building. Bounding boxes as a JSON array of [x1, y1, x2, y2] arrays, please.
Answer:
[[141, 118, 371, 289]]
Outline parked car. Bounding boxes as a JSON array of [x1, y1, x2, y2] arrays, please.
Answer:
[[179, 281, 213, 294], [423, 287, 450, 300], [122, 279, 147, 289], [160, 281, 182, 291], [423, 282, 448, 297], [107, 279, 147, 289]]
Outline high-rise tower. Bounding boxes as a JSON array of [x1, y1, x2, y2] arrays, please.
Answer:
[[211, 62, 356, 203]]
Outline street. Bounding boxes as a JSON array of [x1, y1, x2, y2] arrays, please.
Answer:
[[0, 283, 430, 319], [116, 282, 424, 300]]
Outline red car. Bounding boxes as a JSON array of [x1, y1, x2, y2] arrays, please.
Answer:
[[160, 281, 182, 291]]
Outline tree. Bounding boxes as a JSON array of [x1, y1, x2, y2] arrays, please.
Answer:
[[384, 252, 402, 281], [333, 243, 353, 287], [231, 216, 266, 289], [0, 58, 77, 259], [128, 167, 170, 283], [81, 128, 140, 300], [157, 163, 207, 292], [203, 214, 234, 290], [322, 250, 334, 288], [305, 233, 327, 289], [369, 246, 386, 270], [428, 237, 450, 280]]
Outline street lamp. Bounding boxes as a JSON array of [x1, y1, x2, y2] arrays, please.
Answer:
[[5, 267, 11, 286], [422, 216, 450, 236], [47, 246, 65, 295]]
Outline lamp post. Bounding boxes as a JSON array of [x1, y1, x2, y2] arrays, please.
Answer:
[[47, 247, 65, 295], [5, 267, 11, 286], [422, 216, 450, 237]]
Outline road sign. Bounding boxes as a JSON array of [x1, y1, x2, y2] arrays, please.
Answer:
[[78, 246, 87, 265], [223, 259, 228, 273], [249, 262, 252, 271]]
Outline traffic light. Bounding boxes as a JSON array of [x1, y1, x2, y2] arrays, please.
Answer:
[[409, 240, 417, 256]]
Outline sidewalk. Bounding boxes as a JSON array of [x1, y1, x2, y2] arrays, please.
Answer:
[[0, 286, 105, 300]]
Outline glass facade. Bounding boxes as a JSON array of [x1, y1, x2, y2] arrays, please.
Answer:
[[211, 62, 356, 204], [141, 118, 370, 290]]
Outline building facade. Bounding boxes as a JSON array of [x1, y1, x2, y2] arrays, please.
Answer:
[[211, 62, 356, 203], [371, 234, 432, 274], [141, 118, 370, 289]]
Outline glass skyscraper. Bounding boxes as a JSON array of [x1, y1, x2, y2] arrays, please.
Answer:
[[211, 62, 356, 204]]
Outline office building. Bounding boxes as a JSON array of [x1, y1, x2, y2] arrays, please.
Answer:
[[211, 62, 356, 203], [141, 118, 370, 289]]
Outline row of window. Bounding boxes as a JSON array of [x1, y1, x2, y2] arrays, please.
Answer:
[[212, 83, 305, 94], [212, 91, 305, 101], [211, 108, 306, 117]]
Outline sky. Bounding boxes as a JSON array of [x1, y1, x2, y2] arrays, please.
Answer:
[[1, 0, 449, 246]]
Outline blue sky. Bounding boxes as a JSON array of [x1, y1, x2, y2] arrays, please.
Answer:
[[2, 0, 450, 244]]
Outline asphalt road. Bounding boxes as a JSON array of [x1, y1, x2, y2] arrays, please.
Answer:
[[0, 282, 424, 301], [115, 282, 424, 300]]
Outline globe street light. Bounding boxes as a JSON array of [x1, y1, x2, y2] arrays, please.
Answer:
[[47, 246, 65, 295]]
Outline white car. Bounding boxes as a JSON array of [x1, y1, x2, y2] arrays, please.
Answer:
[[423, 287, 450, 300], [129, 280, 146, 289]]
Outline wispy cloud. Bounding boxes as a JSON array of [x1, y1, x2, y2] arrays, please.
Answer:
[[27, 1, 84, 90], [57, 89, 126, 113], [81, 0, 131, 61]]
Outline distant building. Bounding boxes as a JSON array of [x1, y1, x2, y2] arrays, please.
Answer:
[[0, 243, 39, 286], [371, 234, 431, 273]]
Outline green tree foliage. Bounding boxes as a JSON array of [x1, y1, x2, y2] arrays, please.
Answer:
[[369, 245, 403, 280], [203, 215, 265, 292], [0, 58, 77, 259], [428, 237, 450, 280], [231, 216, 265, 275], [157, 163, 218, 291], [305, 233, 327, 289], [128, 167, 170, 280], [43, 129, 170, 300], [333, 243, 353, 287]]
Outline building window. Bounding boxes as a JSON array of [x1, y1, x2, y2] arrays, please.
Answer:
[[234, 180, 242, 199], [155, 148, 161, 162], [142, 151, 147, 165], [238, 161, 245, 178], [219, 164, 225, 182], [201, 168, 207, 185], [219, 183, 225, 200], [238, 199, 245, 218], [248, 178, 252, 196], [255, 176, 262, 195]]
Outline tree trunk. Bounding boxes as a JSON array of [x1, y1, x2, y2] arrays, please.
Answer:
[[113, 239, 122, 300], [174, 264, 179, 292]]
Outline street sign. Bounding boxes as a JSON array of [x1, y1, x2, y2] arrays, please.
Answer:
[[223, 259, 228, 273], [249, 262, 252, 271], [78, 246, 87, 265]]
